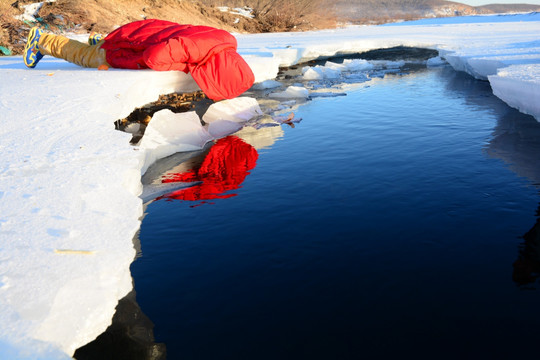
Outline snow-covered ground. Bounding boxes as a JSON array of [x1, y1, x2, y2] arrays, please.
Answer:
[[1, 13, 539, 360]]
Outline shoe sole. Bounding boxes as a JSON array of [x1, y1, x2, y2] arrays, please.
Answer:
[[24, 28, 42, 68]]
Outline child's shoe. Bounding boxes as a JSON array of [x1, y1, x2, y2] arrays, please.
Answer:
[[24, 27, 44, 68], [88, 32, 104, 45]]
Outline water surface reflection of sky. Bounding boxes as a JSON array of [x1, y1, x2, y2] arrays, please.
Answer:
[[443, 67, 540, 288], [79, 65, 540, 360], [139, 66, 540, 359]]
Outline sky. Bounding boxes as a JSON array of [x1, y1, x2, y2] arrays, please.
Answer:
[[458, 0, 540, 5]]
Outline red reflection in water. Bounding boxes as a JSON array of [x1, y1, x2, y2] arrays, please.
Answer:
[[160, 136, 258, 204]]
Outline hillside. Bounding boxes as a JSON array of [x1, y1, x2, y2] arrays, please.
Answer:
[[330, 0, 540, 23], [0, 0, 250, 55], [477, 3, 540, 13], [0, 0, 333, 55], [1, 0, 540, 56]]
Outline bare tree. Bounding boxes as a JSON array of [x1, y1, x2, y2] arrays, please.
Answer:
[[198, 0, 324, 31]]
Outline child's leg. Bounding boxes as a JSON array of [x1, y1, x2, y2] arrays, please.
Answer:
[[38, 33, 109, 68]]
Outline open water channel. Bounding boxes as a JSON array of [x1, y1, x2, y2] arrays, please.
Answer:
[[78, 54, 540, 359]]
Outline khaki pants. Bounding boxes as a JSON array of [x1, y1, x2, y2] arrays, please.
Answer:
[[38, 33, 110, 68]]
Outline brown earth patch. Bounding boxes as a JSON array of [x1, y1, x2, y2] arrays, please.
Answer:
[[1, 0, 336, 56], [115, 91, 214, 144]]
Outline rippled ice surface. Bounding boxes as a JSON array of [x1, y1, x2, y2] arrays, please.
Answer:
[[132, 66, 540, 359]]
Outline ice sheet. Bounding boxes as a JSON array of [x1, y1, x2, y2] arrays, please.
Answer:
[[489, 64, 540, 121], [237, 12, 540, 118]]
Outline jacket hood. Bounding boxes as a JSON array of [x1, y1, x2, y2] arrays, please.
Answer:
[[189, 49, 255, 101]]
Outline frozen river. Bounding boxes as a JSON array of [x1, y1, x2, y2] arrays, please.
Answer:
[[80, 64, 540, 359], [2, 13, 540, 359]]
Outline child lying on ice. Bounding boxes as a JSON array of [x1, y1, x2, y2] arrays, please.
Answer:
[[24, 19, 255, 101]]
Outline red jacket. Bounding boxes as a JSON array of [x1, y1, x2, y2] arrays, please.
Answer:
[[101, 19, 255, 100]]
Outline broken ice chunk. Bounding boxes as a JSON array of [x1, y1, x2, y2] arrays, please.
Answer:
[[302, 65, 341, 80], [251, 80, 283, 90], [427, 56, 447, 67], [342, 59, 374, 72], [123, 123, 143, 134], [139, 110, 212, 153], [269, 86, 309, 99], [202, 97, 263, 124]]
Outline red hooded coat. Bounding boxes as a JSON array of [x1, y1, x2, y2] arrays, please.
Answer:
[[100, 19, 255, 100]]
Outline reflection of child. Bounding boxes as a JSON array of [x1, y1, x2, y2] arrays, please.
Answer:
[[513, 217, 540, 286], [161, 136, 258, 202], [24, 19, 255, 100]]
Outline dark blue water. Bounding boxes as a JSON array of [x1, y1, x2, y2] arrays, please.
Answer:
[[132, 66, 540, 359]]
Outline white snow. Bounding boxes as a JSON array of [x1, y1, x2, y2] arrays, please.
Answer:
[[15, 0, 56, 23], [1, 12, 540, 360], [489, 64, 540, 120], [217, 6, 254, 19]]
